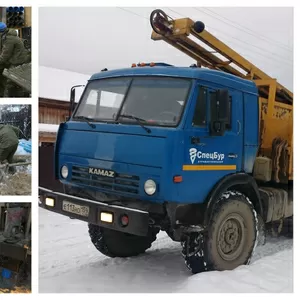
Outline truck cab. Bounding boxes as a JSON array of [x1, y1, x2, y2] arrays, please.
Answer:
[[55, 65, 258, 205]]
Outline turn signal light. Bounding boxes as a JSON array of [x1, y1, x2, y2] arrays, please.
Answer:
[[131, 63, 137, 68], [173, 175, 183, 183], [150, 62, 155, 67]]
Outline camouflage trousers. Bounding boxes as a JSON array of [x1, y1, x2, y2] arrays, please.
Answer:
[[0, 143, 18, 174], [0, 143, 18, 164], [3, 79, 28, 98]]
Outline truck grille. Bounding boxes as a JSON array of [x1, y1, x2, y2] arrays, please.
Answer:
[[71, 166, 140, 194]]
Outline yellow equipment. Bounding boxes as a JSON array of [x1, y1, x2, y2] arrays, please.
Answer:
[[150, 9, 293, 183]]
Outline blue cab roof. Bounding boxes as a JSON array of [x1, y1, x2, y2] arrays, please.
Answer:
[[89, 66, 258, 95]]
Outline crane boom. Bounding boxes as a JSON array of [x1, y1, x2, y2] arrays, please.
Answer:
[[150, 9, 292, 104]]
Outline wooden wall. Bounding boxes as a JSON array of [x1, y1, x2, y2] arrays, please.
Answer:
[[39, 98, 69, 125]]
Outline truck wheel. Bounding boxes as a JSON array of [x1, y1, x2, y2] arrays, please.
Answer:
[[257, 213, 266, 246], [88, 224, 159, 258], [182, 191, 258, 273]]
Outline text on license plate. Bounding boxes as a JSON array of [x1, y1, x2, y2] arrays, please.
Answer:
[[62, 201, 89, 217]]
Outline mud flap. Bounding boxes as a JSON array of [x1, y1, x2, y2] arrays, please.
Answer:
[[181, 232, 210, 274]]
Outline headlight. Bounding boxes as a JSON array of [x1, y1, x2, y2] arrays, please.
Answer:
[[144, 179, 156, 195], [61, 165, 68, 178]]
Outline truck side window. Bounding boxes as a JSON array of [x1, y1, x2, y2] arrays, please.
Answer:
[[209, 91, 232, 130], [192, 87, 207, 127]]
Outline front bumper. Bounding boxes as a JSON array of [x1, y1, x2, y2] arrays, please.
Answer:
[[39, 187, 150, 236]]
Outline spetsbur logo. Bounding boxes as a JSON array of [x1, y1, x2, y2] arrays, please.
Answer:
[[189, 148, 225, 164], [189, 148, 198, 164]]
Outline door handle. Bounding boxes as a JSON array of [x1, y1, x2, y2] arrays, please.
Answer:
[[237, 120, 241, 135], [191, 137, 201, 144]]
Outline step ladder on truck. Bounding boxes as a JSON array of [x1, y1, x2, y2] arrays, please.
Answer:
[[39, 9, 293, 274]]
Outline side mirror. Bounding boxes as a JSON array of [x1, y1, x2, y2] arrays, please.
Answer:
[[69, 85, 85, 118], [210, 89, 230, 136], [69, 87, 76, 117]]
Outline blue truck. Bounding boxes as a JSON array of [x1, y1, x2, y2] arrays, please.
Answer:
[[39, 11, 293, 274]]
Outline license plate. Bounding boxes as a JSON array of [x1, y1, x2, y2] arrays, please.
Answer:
[[62, 201, 89, 217]]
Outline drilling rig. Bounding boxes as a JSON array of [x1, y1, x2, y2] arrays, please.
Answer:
[[0, 203, 31, 289], [39, 9, 292, 274]]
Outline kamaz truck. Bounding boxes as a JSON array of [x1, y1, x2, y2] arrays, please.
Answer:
[[39, 10, 293, 273]]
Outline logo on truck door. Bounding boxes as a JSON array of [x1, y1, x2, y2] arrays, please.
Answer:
[[189, 148, 225, 164], [89, 168, 115, 177]]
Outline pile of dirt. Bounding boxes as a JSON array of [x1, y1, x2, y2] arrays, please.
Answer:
[[0, 286, 31, 293], [0, 172, 31, 195]]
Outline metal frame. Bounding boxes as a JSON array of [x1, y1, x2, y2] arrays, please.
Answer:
[[39, 187, 150, 236], [151, 16, 292, 104]]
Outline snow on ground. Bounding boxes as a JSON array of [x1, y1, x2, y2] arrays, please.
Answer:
[[39, 208, 293, 293]]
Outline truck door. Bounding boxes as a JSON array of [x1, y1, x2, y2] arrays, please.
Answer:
[[182, 83, 244, 202]]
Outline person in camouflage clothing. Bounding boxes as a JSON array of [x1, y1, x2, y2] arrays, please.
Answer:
[[0, 124, 20, 164], [0, 22, 30, 97]]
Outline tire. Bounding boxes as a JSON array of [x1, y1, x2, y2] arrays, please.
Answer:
[[286, 216, 293, 238], [183, 191, 258, 273], [88, 224, 159, 258], [257, 213, 266, 246]]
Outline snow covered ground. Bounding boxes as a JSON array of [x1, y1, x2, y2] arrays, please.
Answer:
[[39, 208, 293, 293]]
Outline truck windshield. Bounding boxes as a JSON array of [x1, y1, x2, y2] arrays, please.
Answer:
[[73, 76, 191, 126]]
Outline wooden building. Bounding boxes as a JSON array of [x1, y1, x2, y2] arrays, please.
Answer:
[[38, 97, 66, 191], [39, 98, 69, 143], [39, 66, 89, 191], [39, 66, 88, 143]]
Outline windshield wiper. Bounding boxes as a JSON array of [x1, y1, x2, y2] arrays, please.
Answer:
[[118, 114, 151, 133], [74, 116, 96, 129]]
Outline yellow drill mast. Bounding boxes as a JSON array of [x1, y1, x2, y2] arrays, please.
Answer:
[[150, 9, 293, 181]]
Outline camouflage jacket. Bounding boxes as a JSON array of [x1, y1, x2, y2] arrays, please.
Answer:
[[0, 29, 30, 66], [0, 124, 20, 148]]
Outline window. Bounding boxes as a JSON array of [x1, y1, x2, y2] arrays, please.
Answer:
[[119, 77, 191, 126], [74, 76, 191, 127], [192, 87, 207, 127], [74, 78, 131, 120], [209, 91, 232, 130]]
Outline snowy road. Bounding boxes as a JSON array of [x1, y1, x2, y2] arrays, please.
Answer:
[[39, 208, 293, 293]]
